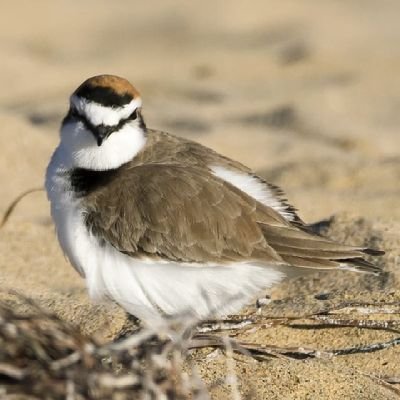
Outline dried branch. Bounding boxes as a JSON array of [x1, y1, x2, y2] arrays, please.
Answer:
[[1, 292, 399, 398], [0, 187, 44, 229], [0, 298, 210, 399], [192, 301, 400, 361], [331, 337, 400, 356], [361, 373, 400, 396]]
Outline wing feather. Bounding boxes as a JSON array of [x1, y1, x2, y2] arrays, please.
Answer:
[[83, 162, 383, 273]]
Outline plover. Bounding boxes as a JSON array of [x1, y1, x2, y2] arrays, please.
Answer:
[[46, 75, 383, 325]]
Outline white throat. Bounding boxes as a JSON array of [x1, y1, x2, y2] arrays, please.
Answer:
[[57, 120, 147, 171]]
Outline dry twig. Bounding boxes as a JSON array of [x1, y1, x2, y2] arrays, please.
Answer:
[[0, 297, 210, 399], [0, 187, 44, 229]]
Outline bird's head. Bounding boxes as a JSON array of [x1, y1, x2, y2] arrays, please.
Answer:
[[59, 75, 146, 170]]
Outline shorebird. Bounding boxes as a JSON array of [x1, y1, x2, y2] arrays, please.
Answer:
[[45, 74, 383, 325]]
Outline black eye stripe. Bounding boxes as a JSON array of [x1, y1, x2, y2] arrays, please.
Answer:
[[66, 107, 138, 134]]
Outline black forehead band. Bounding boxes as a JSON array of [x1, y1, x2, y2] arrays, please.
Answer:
[[75, 85, 133, 107]]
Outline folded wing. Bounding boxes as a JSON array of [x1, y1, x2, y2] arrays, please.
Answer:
[[83, 163, 383, 273]]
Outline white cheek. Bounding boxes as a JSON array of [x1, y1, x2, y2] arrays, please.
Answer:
[[59, 121, 146, 170]]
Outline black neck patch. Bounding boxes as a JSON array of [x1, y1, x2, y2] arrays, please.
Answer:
[[75, 85, 133, 108], [70, 167, 121, 197]]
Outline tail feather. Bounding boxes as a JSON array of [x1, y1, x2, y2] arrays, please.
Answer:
[[259, 223, 384, 275], [271, 243, 362, 260], [362, 248, 385, 256], [339, 257, 382, 274]]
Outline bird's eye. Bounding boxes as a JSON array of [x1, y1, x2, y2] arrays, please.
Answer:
[[128, 109, 137, 120], [70, 108, 80, 119]]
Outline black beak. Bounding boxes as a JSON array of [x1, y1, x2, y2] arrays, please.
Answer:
[[94, 125, 114, 146]]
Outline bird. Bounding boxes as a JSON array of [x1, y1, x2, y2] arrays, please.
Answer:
[[45, 74, 384, 326]]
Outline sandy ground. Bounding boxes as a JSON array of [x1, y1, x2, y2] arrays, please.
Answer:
[[0, 1, 399, 398]]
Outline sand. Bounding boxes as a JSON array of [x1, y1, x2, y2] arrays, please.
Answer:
[[0, 1, 399, 398]]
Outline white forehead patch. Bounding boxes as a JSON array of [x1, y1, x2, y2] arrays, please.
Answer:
[[70, 94, 142, 127]]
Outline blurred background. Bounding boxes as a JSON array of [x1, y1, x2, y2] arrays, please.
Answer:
[[1, 3, 400, 397], [1, 0, 399, 223]]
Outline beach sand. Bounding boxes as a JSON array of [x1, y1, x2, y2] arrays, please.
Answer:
[[1, 1, 399, 398]]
